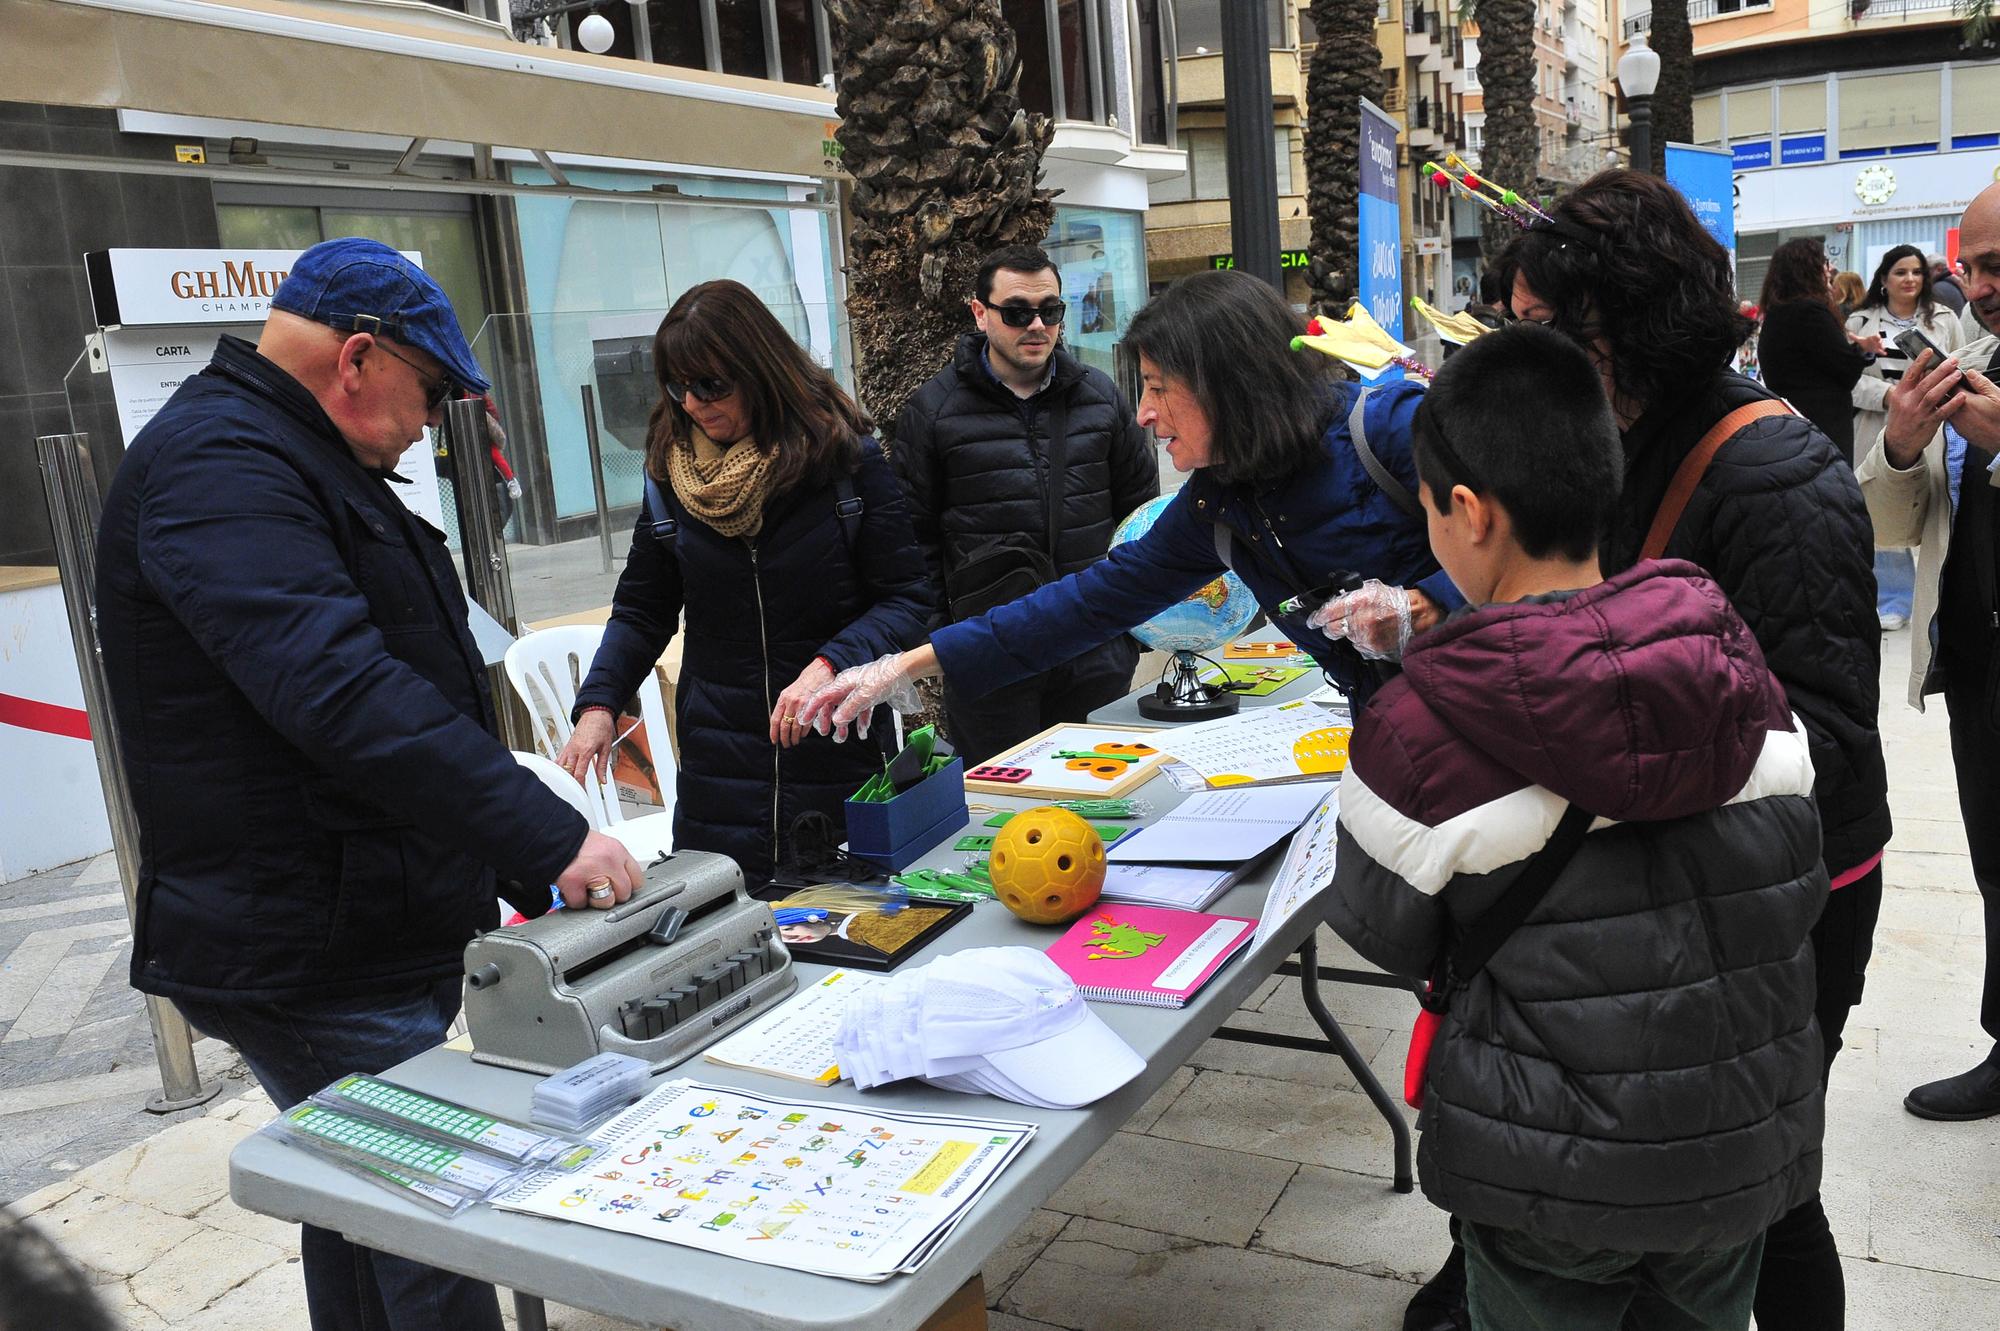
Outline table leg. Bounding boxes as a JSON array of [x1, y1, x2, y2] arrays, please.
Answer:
[[918, 1276, 987, 1330], [1293, 936, 1413, 1193], [512, 1290, 549, 1331]]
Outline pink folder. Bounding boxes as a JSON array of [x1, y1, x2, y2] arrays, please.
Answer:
[[1045, 904, 1256, 1008]]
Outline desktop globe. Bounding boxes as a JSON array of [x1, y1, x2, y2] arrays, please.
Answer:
[[1112, 494, 1259, 720]]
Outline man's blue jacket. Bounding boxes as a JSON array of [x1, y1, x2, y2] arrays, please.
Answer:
[[95, 336, 587, 1004], [934, 378, 1457, 710]]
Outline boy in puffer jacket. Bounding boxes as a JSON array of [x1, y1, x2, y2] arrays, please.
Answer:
[[1327, 324, 1827, 1330]]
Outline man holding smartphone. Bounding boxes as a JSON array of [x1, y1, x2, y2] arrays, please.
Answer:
[[1857, 182, 2000, 1119]]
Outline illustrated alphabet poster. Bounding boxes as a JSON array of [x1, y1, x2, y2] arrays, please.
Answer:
[[492, 1080, 1034, 1281], [963, 722, 1167, 799]]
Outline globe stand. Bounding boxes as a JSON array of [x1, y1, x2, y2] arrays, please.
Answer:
[[1137, 649, 1240, 722]]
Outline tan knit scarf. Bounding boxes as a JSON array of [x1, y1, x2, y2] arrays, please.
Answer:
[[666, 427, 776, 539]]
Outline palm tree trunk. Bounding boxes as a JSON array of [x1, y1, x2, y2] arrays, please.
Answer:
[[1303, 0, 1385, 312], [1648, 0, 1692, 177], [826, 0, 1055, 443], [1474, 0, 1538, 262]]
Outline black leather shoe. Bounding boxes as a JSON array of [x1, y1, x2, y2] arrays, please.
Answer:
[[1403, 1244, 1471, 1331], [1905, 1051, 2000, 1121]]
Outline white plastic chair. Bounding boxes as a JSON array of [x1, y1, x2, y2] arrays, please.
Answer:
[[512, 750, 592, 822], [503, 624, 675, 864]]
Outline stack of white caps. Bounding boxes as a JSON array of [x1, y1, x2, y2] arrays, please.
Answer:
[[833, 947, 1144, 1110]]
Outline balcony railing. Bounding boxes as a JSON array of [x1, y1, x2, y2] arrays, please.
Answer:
[[1622, 0, 1774, 38]]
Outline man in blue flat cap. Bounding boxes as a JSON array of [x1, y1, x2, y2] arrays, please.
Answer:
[[95, 239, 642, 1331]]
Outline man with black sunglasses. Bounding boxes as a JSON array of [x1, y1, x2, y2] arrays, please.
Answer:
[[890, 243, 1159, 761]]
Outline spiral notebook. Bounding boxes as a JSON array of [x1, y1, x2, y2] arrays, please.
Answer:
[[1044, 904, 1255, 1008]]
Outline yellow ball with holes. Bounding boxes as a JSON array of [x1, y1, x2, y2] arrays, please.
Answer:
[[989, 806, 1106, 925]]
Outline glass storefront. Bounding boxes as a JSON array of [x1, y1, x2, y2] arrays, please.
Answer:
[[507, 166, 842, 526], [1046, 205, 1148, 380]]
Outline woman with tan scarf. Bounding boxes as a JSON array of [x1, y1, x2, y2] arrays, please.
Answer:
[[557, 280, 933, 885]]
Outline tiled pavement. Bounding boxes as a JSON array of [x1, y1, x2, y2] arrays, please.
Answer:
[[5, 627, 1998, 1328]]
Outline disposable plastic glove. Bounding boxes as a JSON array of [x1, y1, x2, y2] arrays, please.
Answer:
[[1308, 579, 1415, 661], [797, 651, 922, 743]]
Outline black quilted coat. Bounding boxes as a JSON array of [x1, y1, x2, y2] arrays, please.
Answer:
[[574, 441, 933, 887], [1605, 371, 1890, 875], [891, 334, 1159, 627], [1330, 562, 1827, 1252]]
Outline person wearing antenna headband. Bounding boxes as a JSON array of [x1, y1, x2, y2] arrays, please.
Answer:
[[796, 269, 1461, 740]]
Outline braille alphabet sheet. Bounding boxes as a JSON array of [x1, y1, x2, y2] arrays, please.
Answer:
[[492, 1080, 1035, 1281]]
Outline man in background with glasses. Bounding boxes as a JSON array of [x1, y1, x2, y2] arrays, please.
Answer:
[[94, 238, 640, 1331], [890, 243, 1159, 761]]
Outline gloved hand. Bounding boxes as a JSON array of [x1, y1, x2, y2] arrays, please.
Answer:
[[797, 651, 924, 743], [1308, 579, 1415, 661]]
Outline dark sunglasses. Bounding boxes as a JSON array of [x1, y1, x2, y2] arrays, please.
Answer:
[[369, 340, 459, 411], [993, 300, 1066, 328], [666, 376, 736, 404]]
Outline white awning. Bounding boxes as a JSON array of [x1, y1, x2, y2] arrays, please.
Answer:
[[0, 0, 841, 179]]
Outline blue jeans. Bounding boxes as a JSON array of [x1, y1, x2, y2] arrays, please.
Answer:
[[177, 979, 504, 1331], [1875, 548, 1914, 621]]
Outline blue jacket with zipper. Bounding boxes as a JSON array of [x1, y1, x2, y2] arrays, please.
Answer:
[[574, 440, 933, 885], [95, 335, 588, 1004], [934, 379, 1458, 711]]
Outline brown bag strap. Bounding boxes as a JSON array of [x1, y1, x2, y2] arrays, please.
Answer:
[[1639, 399, 1793, 561]]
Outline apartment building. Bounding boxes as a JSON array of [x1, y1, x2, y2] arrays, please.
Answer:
[[1616, 0, 2000, 295], [1141, 0, 1470, 317]]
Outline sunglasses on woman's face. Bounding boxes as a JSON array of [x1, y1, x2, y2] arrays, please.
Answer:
[[666, 376, 736, 404], [993, 300, 1066, 329]]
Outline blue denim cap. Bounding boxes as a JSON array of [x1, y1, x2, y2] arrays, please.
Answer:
[[271, 238, 490, 395]]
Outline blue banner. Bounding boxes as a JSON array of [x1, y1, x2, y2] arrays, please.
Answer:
[[1779, 134, 1826, 165], [1730, 140, 1772, 170], [1664, 142, 1736, 261], [1358, 98, 1404, 375]]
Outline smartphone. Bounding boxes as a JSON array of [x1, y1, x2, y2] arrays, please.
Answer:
[[1892, 326, 1950, 367]]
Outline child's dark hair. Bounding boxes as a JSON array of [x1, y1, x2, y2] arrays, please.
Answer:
[[1412, 323, 1623, 562]]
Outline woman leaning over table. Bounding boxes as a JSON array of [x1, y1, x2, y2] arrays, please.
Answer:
[[796, 267, 1460, 741], [1849, 243, 1967, 630], [556, 280, 933, 886]]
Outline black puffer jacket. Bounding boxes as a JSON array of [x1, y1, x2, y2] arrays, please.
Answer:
[[1606, 371, 1890, 874], [574, 441, 933, 886], [892, 335, 1158, 626], [1330, 562, 1826, 1253]]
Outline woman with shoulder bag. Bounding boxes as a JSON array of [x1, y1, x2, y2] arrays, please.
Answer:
[[1501, 169, 1888, 1331], [556, 280, 933, 886], [793, 269, 1461, 740]]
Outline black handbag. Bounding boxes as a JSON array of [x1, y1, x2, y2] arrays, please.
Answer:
[[944, 396, 1069, 619]]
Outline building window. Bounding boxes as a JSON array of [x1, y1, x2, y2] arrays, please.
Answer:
[[1147, 128, 1293, 204], [1172, 0, 1285, 55], [774, 0, 829, 85], [1134, 0, 1173, 145], [1693, 94, 1722, 146], [1952, 63, 2000, 149], [1046, 206, 1147, 376], [1838, 68, 1942, 156], [1725, 86, 1772, 144]]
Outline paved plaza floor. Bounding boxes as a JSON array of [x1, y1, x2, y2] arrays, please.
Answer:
[[3, 627, 1996, 1328]]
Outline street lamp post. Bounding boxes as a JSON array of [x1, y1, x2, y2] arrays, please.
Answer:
[[1618, 36, 1662, 175]]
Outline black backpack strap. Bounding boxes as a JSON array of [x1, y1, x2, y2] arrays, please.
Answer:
[[1426, 804, 1594, 1007], [1347, 388, 1422, 520], [641, 473, 679, 543], [1041, 393, 1070, 564], [832, 474, 864, 560]]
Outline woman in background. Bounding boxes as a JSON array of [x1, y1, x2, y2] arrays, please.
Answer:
[[1848, 244, 1967, 629], [1756, 237, 1879, 466], [1833, 270, 1867, 316]]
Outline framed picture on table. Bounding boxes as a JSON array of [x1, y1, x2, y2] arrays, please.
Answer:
[[962, 721, 1168, 800]]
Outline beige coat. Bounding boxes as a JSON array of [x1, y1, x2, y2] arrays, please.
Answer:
[[1856, 331, 2000, 709], [1847, 304, 1966, 465]]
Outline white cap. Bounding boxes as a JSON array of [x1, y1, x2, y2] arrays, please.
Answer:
[[834, 947, 1144, 1110]]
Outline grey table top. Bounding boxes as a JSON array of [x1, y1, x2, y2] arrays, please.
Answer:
[[228, 768, 1344, 1331], [1089, 631, 1328, 728]]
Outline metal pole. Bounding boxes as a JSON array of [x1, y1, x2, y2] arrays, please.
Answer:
[[627, 0, 653, 64], [34, 434, 219, 1114], [1221, 0, 1282, 290], [443, 399, 533, 752], [1631, 96, 1654, 175], [579, 384, 615, 575]]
